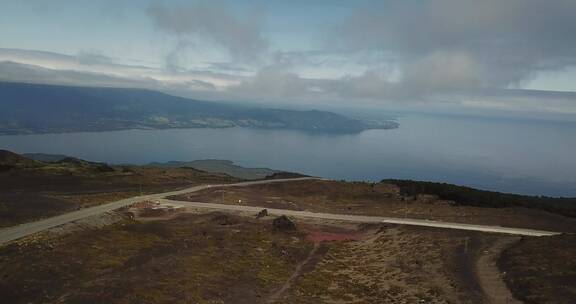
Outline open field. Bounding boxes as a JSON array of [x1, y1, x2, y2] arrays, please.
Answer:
[[0, 212, 311, 304], [0, 152, 239, 227], [169, 179, 576, 303], [0, 209, 513, 304], [172, 180, 576, 233], [279, 224, 504, 304], [0, 178, 319, 245], [1, 150, 574, 303], [499, 234, 576, 303], [0, 176, 572, 303]]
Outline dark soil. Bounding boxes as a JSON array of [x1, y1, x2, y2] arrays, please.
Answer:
[[0, 212, 311, 304], [499, 234, 576, 303], [176, 180, 576, 233], [0, 162, 238, 227]]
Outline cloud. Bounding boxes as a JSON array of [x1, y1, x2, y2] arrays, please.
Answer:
[[164, 39, 195, 72], [2, 46, 576, 115], [0, 48, 240, 92], [76, 50, 115, 65], [232, 65, 313, 100], [336, 0, 576, 97], [0, 61, 157, 89], [147, 1, 268, 64], [398, 50, 485, 96], [6, 0, 576, 116]]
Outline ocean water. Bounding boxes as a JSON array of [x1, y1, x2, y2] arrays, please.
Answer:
[[1, 114, 575, 197]]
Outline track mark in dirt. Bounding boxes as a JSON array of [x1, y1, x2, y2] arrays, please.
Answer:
[[476, 237, 522, 304], [266, 242, 320, 303]]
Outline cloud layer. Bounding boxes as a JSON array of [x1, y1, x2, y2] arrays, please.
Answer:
[[147, 1, 267, 63], [2, 1, 576, 115], [0, 48, 240, 91], [337, 0, 576, 96]]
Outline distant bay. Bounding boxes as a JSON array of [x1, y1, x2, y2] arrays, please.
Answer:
[[1, 114, 575, 197]]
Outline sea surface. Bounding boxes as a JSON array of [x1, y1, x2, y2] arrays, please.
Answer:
[[1, 114, 575, 197]]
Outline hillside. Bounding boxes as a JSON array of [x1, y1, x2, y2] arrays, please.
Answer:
[[0, 149, 41, 170], [23, 154, 288, 180], [0, 150, 239, 227], [0, 82, 398, 135], [149, 159, 280, 180], [384, 179, 576, 218], [2, 151, 575, 303], [21, 153, 69, 162]]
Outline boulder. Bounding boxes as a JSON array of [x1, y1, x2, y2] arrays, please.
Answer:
[[272, 215, 296, 232], [256, 209, 269, 219]]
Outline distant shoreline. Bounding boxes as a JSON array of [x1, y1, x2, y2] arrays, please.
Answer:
[[0, 123, 399, 137]]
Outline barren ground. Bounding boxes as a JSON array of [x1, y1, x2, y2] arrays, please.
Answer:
[[499, 234, 576, 303], [0, 209, 515, 304], [0, 165, 238, 227], [0, 212, 311, 304], [278, 224, 500, 304], [173, 179, 576, 233], [2, 176, 574, 303]]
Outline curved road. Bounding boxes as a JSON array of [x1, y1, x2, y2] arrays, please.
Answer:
[[0, 177, 560, 245], [0, 178, 315, 245]]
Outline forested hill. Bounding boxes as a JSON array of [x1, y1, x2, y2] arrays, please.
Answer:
[[0, 82, 398, 135], [384, 179, 576, 218]]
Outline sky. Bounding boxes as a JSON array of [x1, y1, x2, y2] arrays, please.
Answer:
[[1, 0, 576, 115]]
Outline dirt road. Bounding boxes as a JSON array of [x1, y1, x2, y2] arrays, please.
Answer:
[[161, 199, 560, 237], [0, 177, 560, 245], [476, 237, 523, 304], [0, 177, 317, 244]]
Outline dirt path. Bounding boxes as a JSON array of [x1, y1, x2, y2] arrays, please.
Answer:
[[0, 177, 318, 245], [167, 200, 560, 237], [476, 237, 522, 304], [266, 242, 320, 303]]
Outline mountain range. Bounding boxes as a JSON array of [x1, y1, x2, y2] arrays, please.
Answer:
[[0, 82, 398, 135]]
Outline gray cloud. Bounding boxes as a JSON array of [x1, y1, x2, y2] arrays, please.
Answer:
[[147, 1, 268, 63], [0, 61, 156, 88], [0, 60, 224, 94], [3, 55, 576, 115], [164, 39, 195, 72], [3, 14, 576, 119], [76, 50, 115, 65], [9, 0, 576, 114], [337, 0, 576, 97], [0, 48, 240, 92], [233, 65, 312, 100]]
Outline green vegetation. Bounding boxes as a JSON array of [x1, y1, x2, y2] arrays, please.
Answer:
[[384, 179, 576, 218]]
